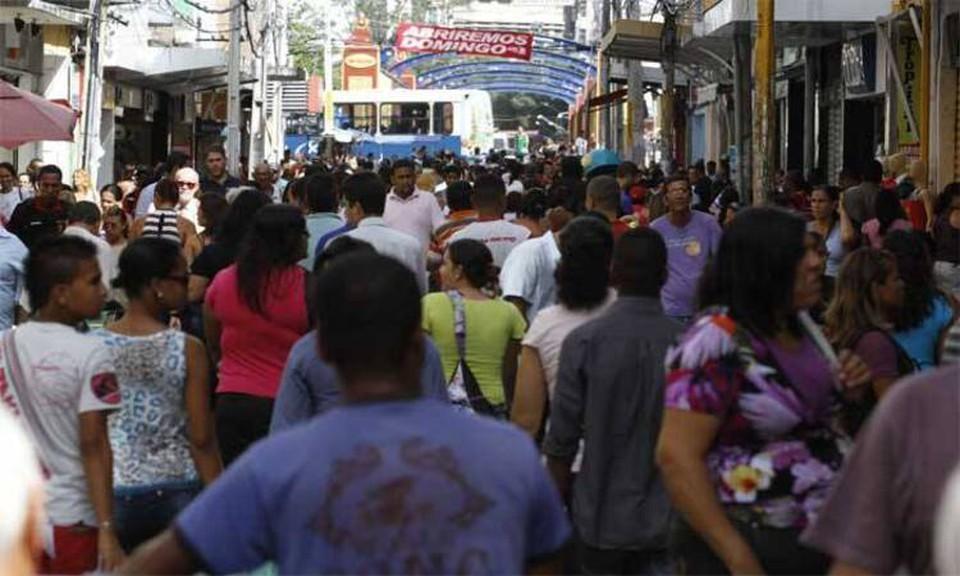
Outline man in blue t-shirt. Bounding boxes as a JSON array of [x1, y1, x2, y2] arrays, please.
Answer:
[[120, 253, 570, 575]]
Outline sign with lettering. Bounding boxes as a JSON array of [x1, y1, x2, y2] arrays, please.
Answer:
[[395, 24, 533, 61]]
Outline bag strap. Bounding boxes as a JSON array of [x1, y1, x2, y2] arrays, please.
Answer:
[[2, 330, 53, 470], [447, 290, 467, 361]]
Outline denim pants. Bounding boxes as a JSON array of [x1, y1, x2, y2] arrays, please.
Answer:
[[114, 480, 201, 552]]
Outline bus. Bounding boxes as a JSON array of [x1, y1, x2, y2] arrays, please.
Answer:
[[284, 89, 495, 159]]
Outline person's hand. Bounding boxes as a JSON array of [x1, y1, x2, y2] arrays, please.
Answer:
[[836, 349, 872, 398], [98, 526, 126, 571], [723, 539, 765, 575]]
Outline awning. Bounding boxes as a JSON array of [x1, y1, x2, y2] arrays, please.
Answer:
[[599, 19, 719, 70], [0, 0, 86, 26], [105, 46, 255, 93], [696, 0, 887, 45]]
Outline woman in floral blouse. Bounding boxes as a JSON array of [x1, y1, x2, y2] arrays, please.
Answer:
[[656, 207, 872, 574]]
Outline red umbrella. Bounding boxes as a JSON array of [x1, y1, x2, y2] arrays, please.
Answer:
[[0, 80, 78, 149]]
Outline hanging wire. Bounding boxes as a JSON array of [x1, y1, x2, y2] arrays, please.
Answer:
[[161, 0, 242, 33], [178, 0, 241, 14]]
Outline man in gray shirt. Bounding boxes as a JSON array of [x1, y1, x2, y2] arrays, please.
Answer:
[[841, 159, 883, 228], [544, 228, 682, 575]]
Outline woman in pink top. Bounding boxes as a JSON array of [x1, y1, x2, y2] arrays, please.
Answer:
[[861, 188, 911, 249], [204, 204, 310, 465]]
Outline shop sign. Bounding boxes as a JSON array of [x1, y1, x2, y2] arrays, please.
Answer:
[[897, 34, 920, 145]]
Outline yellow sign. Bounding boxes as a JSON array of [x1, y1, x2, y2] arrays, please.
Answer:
[[897, 35, 920, 145], [344, 53, 377, 69]]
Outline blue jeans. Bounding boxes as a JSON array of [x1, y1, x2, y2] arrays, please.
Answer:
[[114, 480, 201, 552]]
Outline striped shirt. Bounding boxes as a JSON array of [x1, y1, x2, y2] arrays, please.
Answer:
[[943, 322, 960, 366], [141, 209, 181, 245]]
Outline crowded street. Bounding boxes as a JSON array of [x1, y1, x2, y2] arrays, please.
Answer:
[[1, 0, 959, 574]]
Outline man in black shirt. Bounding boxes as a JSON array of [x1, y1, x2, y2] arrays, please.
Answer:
[[7, 164, 70, 249], [199, 145, 241, 196]]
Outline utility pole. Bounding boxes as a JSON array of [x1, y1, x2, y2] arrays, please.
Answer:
[[81, 0, 106, 182], [250, 0, 269, 170], [226, 0, 242, 176], [322, 0, 334, 160], [752, 0, 774, 203], [661, 3, 677, 172]]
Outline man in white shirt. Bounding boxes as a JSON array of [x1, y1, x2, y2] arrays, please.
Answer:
[[62, 201, 118, 294], [173, 167, 202, 232], [450, 174, 530, 268], [500, 227, 562, 323], [382, 159, 444, 251], [0, 235, 122, 572], [344, 172, 427, 293]]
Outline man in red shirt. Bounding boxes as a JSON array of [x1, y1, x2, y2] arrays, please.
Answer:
[[586, 175, 632, 241]]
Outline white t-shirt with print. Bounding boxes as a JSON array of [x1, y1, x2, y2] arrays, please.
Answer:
[[0, 322, 119, 526], [449, 219, 531, 268], [499, 231, 561, 323]]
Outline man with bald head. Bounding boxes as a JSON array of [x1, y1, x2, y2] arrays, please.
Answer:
[[173, 167, 202, 231], [251, 163, 280, 203]]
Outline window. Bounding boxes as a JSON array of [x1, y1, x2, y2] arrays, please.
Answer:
[[380, 102, 430, 135], [335, 103, 376, 134], [432, 102, 454, 135]]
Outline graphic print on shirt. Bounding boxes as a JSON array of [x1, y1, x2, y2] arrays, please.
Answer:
[[91, 372, 120, 405], [312, 436, 495, 573]]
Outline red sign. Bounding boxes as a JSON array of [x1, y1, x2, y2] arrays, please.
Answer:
[[395, 24, 533, 61]]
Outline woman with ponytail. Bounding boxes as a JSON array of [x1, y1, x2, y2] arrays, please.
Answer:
[[97, 237, 221, 552], [422, 238, 527, 416]]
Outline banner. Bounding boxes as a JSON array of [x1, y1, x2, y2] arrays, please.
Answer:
[[395, 24, 533, 61], [897, 35, 920, 146]]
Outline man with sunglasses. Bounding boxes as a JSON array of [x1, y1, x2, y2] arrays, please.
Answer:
[[173, 168, 202, 231]]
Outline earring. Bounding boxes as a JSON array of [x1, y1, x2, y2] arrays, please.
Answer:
[[156, 291, 164, 301]]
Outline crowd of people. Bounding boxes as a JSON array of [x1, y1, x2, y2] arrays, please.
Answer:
[[0, 140, 959, 575]]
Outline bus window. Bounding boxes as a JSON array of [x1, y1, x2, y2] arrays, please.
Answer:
[[432, 102, 454, 135], [335, 103, 376, 134], [380, 102, 430, 135]]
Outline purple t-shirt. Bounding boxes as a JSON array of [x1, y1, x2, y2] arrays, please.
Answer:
[[651, 212, 723, 317], [803, 365, 960, 574]]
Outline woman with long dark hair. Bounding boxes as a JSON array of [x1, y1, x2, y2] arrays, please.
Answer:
[[188, 189, 271, 305], [203, 204, 310, 464], [656, 207, 872, 574], [511, 216, 614, 438], [882, 230, 956, 370], [99, 237, 221, 551], [808, 185, 858, 298], [422, 238, 526, 416]]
